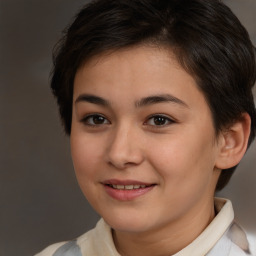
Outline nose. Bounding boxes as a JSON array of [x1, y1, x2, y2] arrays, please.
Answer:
[[106, 125, 144, 170]]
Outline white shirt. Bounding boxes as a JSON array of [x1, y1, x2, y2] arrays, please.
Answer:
[[36, 198, 255, 256]]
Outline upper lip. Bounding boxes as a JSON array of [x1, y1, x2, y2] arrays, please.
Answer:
[[102, 179, 154, 186]]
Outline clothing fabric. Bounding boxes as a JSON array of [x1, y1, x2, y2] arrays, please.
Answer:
[[35, 198, 254, 256]]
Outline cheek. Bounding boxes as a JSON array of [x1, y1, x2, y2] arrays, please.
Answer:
[[147, 130, 216, 186], [70, 134, 103, 180], [147, 132, 217, 217]]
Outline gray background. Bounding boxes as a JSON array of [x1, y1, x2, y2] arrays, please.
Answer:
[[0, 1, 255, 255]]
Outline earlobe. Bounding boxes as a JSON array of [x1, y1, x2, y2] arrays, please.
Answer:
[[215, 113, 251, 170]]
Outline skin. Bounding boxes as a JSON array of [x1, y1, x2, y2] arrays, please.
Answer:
[[70, 46, 227, 256]]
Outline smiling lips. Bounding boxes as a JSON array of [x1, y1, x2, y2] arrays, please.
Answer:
[[102, 179, 155, 201], [109, 184, 148, 190]]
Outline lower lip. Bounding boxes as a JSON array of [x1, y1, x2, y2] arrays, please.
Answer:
[[103, 185, 155, 201]]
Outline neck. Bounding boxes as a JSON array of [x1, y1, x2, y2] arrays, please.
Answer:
[[113, 199, 216, 256]]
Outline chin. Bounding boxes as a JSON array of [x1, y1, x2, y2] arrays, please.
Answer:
[[101, 209, 157, 233], [109, 221, 151, 234]]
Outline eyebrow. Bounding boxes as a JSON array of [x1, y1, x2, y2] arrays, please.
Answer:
[[75, 93, 188, 108], [75, 94, 110, 106], [135, 94, 189, 108]]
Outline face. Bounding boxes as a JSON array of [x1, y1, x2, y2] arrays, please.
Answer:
[[70, 46, 221, 235]]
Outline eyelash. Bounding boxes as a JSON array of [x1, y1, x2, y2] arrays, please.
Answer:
[[81, 114, 110, 127], [80, 114, 175, 127], [144, 114, 175, 127]]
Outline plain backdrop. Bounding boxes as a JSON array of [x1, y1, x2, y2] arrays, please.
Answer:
[[0, 0, 255, 255]]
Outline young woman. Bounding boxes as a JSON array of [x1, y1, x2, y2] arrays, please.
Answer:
[[36, 0, 256, 255]]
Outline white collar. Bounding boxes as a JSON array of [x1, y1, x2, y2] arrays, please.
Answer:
[[173, 198, 234, 255], [79, 198, 234, 256]]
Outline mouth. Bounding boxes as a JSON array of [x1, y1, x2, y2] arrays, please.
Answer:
[[106, 184, 152, 190], [102, 179, 156, 201]]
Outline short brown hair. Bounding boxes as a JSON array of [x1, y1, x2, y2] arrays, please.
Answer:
[[51, 0, 256, 190]]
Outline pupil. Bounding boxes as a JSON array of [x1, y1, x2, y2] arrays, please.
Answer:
[[154, 117, 166, 125], [93, 116, 104, 124]]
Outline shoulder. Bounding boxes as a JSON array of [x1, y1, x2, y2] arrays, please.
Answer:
[[35, 240, 84, 256], [34, 241, 68, 256], [34, 219, 118, 256], [34, 227, 95, 256], [208, 221, 255, 256], [228, 222, 256, 256]]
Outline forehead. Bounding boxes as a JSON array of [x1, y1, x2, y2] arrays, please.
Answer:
[[74, 46, 196, 90], [76, 46, 185, 86], [73, 46, 205, 105]]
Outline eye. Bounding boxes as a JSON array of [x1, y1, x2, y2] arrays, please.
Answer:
[[145, 115, 174, 126], [81, 114, 110, 126]]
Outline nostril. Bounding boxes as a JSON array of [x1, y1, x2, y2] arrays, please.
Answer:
[[106, 128, 144, 168], [107, 159, 141, 170]]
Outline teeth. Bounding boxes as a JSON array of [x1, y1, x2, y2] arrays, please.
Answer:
[[125, 185, 134, 190], [110, 184, 149, 190]]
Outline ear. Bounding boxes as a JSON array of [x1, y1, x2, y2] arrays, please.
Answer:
[[215, 113, 251, 170]]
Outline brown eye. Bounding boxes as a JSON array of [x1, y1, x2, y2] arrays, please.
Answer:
[[92, 115, 105, 124], [153, 116, 167, 126], [146, 115, 174, 126], [82, 114, 110, 126]]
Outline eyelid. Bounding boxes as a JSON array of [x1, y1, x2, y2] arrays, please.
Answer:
[[80, 113, 111, 126], [144, 114, 176, 126]]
